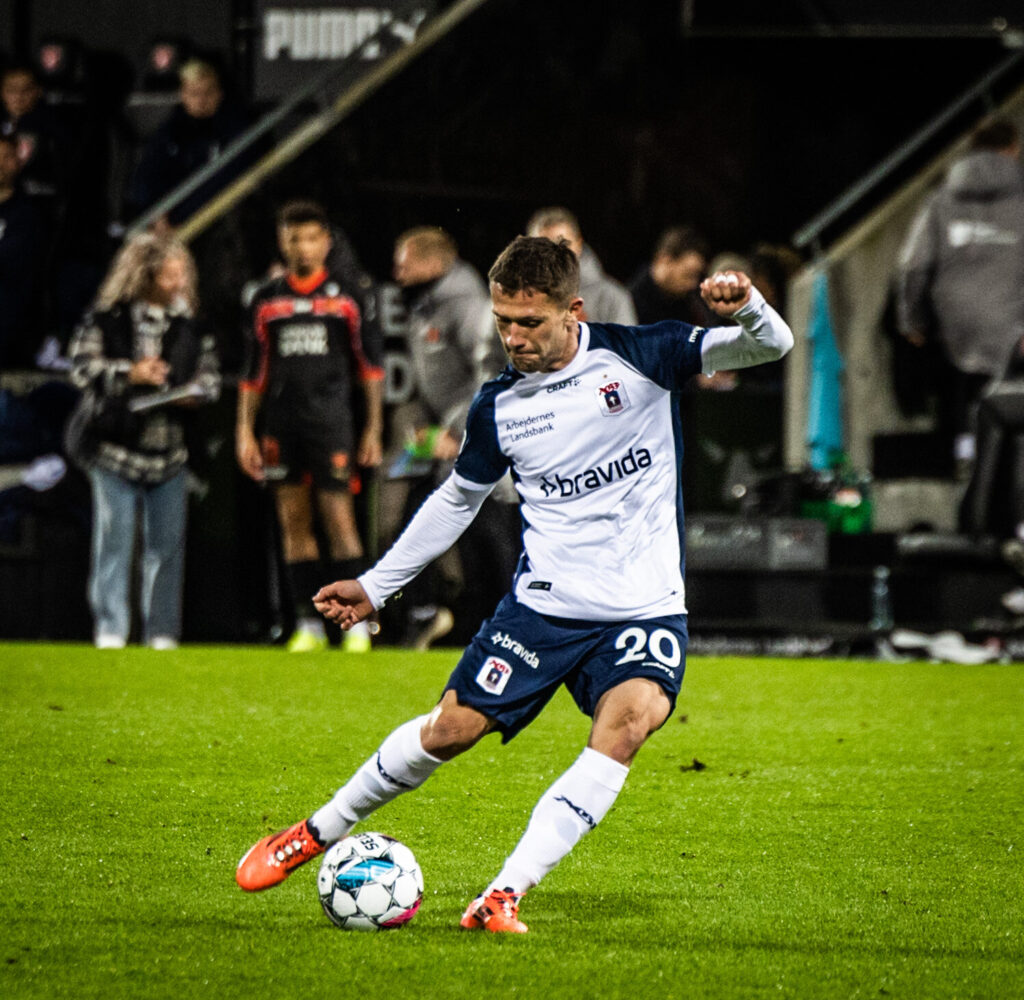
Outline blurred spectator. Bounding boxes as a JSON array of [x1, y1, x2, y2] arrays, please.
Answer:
[[392, 226, 520, 647], [0, 133, 48, 369], [633, 226, 742, 391], [0, 61, 72, 204], [896, 116, 1024, 474], [236, 199, 383, 653], [526, 206, 636, 324], [629, 224, 716, 327], [126, 57, 255, 229], [66, 233, 220, 649]]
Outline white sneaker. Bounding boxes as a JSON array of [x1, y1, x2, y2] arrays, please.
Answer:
[[95, 635, 127, 649], [926, 631, 998, 665], [1002, 587, 1024, 616], [889, 628, 932, 652], [148, 636, 179, 651]]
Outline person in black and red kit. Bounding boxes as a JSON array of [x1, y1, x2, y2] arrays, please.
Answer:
[[236, 199, 384, 652]]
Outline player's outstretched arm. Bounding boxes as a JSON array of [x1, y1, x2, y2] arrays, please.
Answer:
[[313, 579, 374, 630], [698, 277, 794, 372]]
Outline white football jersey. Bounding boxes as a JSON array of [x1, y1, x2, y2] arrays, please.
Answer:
[[454, 318, 705, 620]]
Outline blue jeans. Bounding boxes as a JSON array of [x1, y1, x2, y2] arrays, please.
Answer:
[[88, 467, 187, 643]]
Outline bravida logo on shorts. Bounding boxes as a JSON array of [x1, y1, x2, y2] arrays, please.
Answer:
[[476, 657, 512, 695]]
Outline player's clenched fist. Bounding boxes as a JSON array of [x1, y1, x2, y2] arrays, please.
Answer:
[[700, 270, 752, 317]]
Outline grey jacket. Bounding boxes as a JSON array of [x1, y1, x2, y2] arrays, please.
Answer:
[[579, 245, 637, 325], [406, 259, 495, 437], [897, 150, 1024, 375]]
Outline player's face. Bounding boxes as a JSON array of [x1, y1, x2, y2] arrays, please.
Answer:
[[491, 285, 583, 374], [279, 222, 331, 277]]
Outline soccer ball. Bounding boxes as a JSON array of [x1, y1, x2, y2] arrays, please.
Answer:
[[316, 832, 423, 930]]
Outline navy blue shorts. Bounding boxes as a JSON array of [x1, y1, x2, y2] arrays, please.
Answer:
[[445, 595, 688, 742]]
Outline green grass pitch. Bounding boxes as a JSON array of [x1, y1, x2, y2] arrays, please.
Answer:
[[1, 643, 1021, 999]]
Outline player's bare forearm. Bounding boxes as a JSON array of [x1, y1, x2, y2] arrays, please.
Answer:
[[235, 386, 264, 480], [357, 427, 383, 468]]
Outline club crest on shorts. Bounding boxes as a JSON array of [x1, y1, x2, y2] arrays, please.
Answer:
[[476, 656, 512, 695], [596, 380, 629, 415]]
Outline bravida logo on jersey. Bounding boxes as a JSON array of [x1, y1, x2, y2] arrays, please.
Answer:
[[539, 446, 652, 498], [476, 656, 512, 695], [596, 380, 630, 415]]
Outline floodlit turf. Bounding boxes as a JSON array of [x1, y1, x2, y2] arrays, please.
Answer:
[[1, 643, 1021, 1000]]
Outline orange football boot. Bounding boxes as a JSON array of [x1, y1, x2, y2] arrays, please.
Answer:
[[235, 819, 324, 892], [459, 887, 528, 933]]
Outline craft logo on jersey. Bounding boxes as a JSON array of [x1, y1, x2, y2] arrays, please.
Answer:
[[279, 322, 329, 356], [539, 445, 652, 498], [597, 380, 630, 415], [546, 375, 581, 394], [476, 656, 512, 695]]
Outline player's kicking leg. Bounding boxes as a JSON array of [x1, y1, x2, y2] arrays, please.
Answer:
[[236, 695, 491, 891]]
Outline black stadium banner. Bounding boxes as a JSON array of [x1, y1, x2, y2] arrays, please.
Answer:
[[254, 1, 433, 99]]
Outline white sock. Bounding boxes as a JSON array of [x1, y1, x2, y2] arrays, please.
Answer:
[[309, 715, 442, 843], [486, 747, 629, 895]]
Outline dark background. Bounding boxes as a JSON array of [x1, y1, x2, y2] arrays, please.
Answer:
[[5, 0, 1023, 281]]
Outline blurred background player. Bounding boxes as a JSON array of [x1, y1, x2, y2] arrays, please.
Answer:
[[67, 233, 219, 649], [236, 199, 383, 652], [525, 206, 636, 324]]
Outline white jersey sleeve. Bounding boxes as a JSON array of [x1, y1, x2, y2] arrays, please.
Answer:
[[358, 473, 494, 609], [699, 287, 793, 374]]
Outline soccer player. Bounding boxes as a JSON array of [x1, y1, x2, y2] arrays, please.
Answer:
[[236, 200, 384, 651], [235, 236, 793, 930]]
